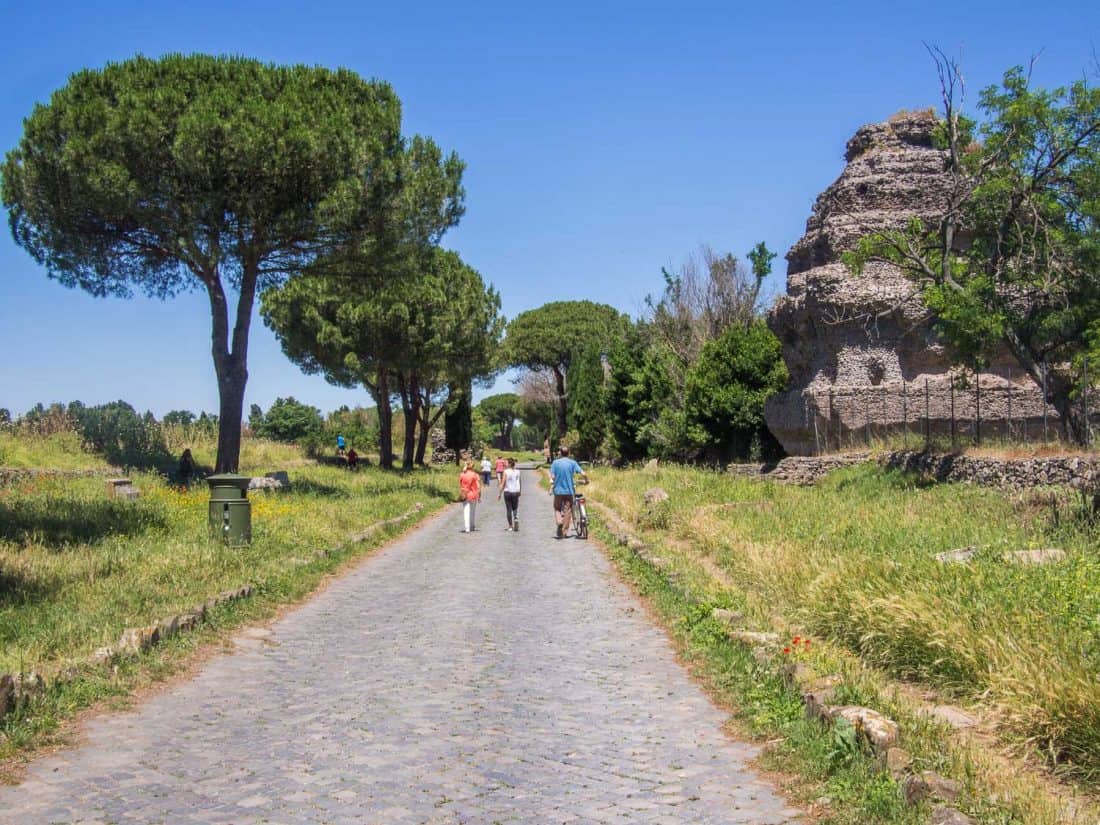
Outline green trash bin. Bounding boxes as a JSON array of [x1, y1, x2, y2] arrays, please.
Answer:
[[206, 473, 252, 545]]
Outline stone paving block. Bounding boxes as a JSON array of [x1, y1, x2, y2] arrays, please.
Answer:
[[0, 469, 798, 824]]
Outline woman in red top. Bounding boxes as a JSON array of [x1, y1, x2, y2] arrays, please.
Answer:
[[458, 461, 482, 532]]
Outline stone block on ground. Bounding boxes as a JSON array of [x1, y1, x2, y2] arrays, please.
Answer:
[[904, 771, 961, 804], [12, 672, 44, 705], [728, 630, 779, 647], [643, 487, 670, 505], [105, 478, 132, 497], [1005, 547, 1066, 565], [931, 805, 973, 825], [803, 686, 838, 721], [158, 615, 181, 639], [751, 647, 773, 666], [117, 626, 159, 656], [249, 476, 283, 491], [824, 705, 899, 752], [886, 747, 911, 777], [710, 608, 744, 628], [266, 470, 290, 487], [923, 704, 978, 730], [644, 458, 659, 472], [935, 547, 978, 563], [781, 662, 815, 689], [91, 646, 115, 665]]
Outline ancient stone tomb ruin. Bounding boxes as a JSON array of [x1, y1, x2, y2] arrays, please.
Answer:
[[764, 110, 1055, 456]]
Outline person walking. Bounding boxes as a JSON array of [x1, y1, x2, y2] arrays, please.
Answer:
[[550, 446, 588, 538], [459, 461, 482, 533], [178, 448, 195, 489], [494, 454, 507, 487], [336, 433, 346, 457], [497, 457, 522, 531], [480, 455, 493, 486]]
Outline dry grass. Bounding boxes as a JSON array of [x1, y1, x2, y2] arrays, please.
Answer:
[[591, 463, 1100, 783]]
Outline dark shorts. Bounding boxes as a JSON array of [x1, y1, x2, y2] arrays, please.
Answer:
[[553, 494, 574, 513]]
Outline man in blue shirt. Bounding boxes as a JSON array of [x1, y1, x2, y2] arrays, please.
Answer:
[[549, 446, 589, 538]]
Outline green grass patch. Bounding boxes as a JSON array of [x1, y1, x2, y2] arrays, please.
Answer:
[[0, 462, 451, 765], [596, 528, 925, 824], [0, 431, 113, 471], [588, 461, 1100, 817]]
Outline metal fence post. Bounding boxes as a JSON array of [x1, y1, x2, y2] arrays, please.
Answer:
[[1042, 360, 1049, 442], [924, 378, 930, 449], [864, 392, 871, 446], [812, 394, 821, 456], [828, 388, 835, 453], [1085, 354, 1091, 449], [950, 377, 956, 450], [902, 381, 908, 449], [975, 366, 982, 446]]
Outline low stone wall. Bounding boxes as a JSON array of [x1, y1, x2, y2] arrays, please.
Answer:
[[728, 451, 1100, 491], [727, 454, 870, 486], [0, 466, 124, 487], [881, 451, 1100, 491]]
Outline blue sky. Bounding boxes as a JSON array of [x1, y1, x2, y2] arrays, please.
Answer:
[[1, 0, 1097, 417]]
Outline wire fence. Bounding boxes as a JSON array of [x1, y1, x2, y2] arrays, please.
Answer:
[[799, 359, 1098, 455]]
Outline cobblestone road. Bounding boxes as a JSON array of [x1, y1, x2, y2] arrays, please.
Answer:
[[1, 471, 800, 824]]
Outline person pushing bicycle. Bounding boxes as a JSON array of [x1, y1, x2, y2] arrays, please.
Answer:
[[549, 445, 588, 538]]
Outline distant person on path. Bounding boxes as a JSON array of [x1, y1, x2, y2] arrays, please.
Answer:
[[550, 446, 588, 538], [178, 448, 195, 488], [542, 439, 551, 465], [346, 447, 359, 471], [459, 461, 482, 532], [336, 433, 346, 457], [480, 456, 493, 485], [494, 455, 507, 486], [497, 457, 522, 531]]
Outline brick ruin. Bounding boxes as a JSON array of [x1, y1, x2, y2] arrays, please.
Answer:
[[764, 111, 1057, 456]]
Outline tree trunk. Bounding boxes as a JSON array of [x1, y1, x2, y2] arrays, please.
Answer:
[[397, 372, 419, 470], [1003, 330, 1089, 445], [415, 402, 431, 466], [214, 359, 247, 473], [417, 394, 448, 466], [553, 366, 568, 438], [375, 369, 395, 469], [205, 263, 256, 474], [1047, 372, 1089, 445]]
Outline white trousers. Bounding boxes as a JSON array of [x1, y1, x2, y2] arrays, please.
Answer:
[[463, 500, 477, 531]]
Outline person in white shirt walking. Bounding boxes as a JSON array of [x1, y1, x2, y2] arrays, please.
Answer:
[[497, 457, 522, 531]]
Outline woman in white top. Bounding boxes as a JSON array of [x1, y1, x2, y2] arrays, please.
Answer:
[[497, 458, 522, 531]]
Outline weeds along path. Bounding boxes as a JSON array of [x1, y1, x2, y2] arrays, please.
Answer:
[[0, 469, 800, 824]]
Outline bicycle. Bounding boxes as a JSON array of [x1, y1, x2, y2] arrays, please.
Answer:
[[573, 481, 589, 539]]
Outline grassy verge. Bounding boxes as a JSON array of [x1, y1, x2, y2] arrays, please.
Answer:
[[588, 463, 1100, 822], [0, 462, 451, 768], [0, 431, 113, 471]]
